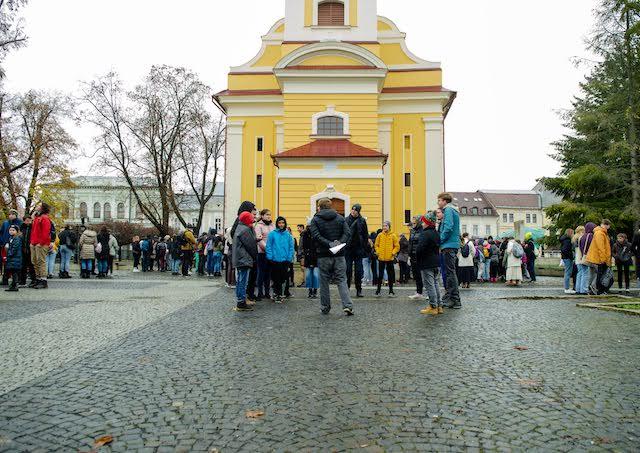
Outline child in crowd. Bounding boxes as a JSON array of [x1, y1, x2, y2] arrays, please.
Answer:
[[266, 216, 295, 303], [4, 225, 22, 292]]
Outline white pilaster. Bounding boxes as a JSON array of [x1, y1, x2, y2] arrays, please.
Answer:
[[275, 121, 284, 153], [379, 118, 393, 221], [224, 121, 245, 228], [423, 116, 444, 211]]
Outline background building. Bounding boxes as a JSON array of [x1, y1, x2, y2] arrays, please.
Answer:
[[451, 191, 498, 238], [60, 176, 224, 233], [215, 0, 456, 231], [480, 190, 545, 237]]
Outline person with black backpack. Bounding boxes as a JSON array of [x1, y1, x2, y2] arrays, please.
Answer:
[[613, 233, 633, 293], [57, 224, 77, 279], [457, 232, 476, 289]]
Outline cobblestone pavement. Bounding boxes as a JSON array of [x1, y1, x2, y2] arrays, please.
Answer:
[[0, 273, 639, 452]]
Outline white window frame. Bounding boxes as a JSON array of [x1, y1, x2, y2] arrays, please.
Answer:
[[311, 105, 350, 137]]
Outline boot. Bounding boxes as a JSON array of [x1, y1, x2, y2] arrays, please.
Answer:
[[313, 288, 318, 298], [34, 279, 48, 289], [420, 306, 440, 316], [308, 289, 313, 299]]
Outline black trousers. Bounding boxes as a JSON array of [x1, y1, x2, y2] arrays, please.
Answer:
[[399, 261, 410, 283], [246, 263, 258, 298], [20, 253, 36, 284], [181, 250, 193, 276], [271, 261, 289, 297], [133, 253, 140, 269], [376, 260, 395, 293], [617, 263, 630, 289], [410, 257, 423, 294]]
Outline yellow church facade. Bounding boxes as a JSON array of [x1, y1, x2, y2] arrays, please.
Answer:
[[215, 0, 455, 232]]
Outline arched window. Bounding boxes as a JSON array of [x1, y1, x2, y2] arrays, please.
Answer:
[[117, 203, 125, 219], [93, 202, 101, 219], [318, 1, 344, 26], [104, 202, 112, 220], [79, 202, 88, 219], [317, 116, 345, 136]]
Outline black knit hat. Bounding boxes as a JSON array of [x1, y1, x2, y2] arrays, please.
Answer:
[[352, 204, 362, 213]]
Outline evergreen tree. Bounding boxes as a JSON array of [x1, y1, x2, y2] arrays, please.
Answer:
[[545, 0, 640, 236]]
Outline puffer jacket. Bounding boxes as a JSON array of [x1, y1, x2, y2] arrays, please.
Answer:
[[180, 230, 197, 251], [254, 220, 275, 254], [308, 209, 350, 258], [108, 235, 119, 257], [408, 225, 421, 257], [559, 234, 574, 260], [375, 230, 400, 262], [586, 226, 611, 265], [5, 235, 23, 270], [78, 229, 98, 260], [232, 223, 258, 268], [415, 226, 440, 270], [345, 215, 370, 257], [266, 223, 295, 263]]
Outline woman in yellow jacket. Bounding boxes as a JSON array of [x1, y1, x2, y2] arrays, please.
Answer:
[[585, 219, 612, 294], [46, 233, 60, 279], [374, 221, 400, 297]]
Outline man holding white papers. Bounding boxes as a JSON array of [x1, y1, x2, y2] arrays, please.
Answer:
[[308, 198, 354, 316]]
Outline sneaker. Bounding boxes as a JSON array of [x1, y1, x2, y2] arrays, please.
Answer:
[[420, 306, 439, 315], [321, 309, 331, 315], [374, 292, 381, 298], [343, 307, 354, 316], [437, 307, 444, 314], [356, 291, 364, 298], [34, 280, 48, 289], [274, 296, 283, 304], [564, 289, 577, 295], [388, 292, 396, 298], [133, 268, 140, 273], [408, 293, 423, 300], [5, 287, 18, 292], [235, 304, 254, 312]]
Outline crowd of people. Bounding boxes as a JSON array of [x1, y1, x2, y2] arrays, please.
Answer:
[[2, 195, 639, 310]]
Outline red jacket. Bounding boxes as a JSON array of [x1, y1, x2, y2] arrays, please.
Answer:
[[30, 214, 52, 247]]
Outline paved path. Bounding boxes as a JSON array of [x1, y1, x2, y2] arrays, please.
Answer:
[[0, 274, 639, 452]]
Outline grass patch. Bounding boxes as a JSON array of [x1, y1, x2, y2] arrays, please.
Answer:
[[613, 304, 640, 310]]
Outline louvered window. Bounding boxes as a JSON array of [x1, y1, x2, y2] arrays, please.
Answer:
[[318, 1, 345, 26]]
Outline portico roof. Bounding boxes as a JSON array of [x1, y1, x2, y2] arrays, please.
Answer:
[[273, 139, 386, 160]]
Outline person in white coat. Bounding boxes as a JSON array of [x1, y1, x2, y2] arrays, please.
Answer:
[[457, 232, 476, 288], [506, 238, 524, 285]]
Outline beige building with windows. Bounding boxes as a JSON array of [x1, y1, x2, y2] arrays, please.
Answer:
[[481, 190, 545, 236]]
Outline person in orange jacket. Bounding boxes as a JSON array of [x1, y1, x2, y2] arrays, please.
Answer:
[[585, 219, 612, 295]]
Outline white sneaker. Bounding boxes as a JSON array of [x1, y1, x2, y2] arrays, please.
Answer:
[[132, 268, 140, 273], [564, 289, 576, 295], [408, 293, 423, 300]]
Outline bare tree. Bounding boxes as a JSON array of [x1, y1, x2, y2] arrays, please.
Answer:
[[81, 66, 218, 236], [0, 90, 75, 216], [0, 0, 28, 78]]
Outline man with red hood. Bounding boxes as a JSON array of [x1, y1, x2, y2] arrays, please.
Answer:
[[233, 211, 258, 311]]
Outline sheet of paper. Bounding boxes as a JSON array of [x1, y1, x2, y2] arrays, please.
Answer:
[[330, 243, 346, 255]]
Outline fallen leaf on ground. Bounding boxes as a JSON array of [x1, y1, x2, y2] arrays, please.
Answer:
[[517, 379, 542, 387], [514, 346, 529, 351], [94, 435, 113, 447], [245, 410, 265, 418]]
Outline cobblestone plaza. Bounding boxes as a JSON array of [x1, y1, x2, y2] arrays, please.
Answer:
[[0, 275, 639, 452]]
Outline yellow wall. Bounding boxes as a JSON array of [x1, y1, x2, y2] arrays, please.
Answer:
[[279, 178, 383, 234], [229, 116, 282, 212], [380, 43, 416, 65], [381, 113, 427, 234], [304, 0, 313, 26], [283, 94, 379, 149], [251, 45, 282, 67], [228, 74, 279, 91], [350, 0, 358, 26], [385, 70, 442, 88], [377, 20, 392, 31], [299, 55, 364, 66]]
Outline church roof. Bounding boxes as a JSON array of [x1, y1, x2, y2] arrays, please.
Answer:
[[274, 139, 386, 160]]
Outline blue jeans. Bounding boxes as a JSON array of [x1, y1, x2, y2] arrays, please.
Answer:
[[206, 251, 215, 275], [171, 258, 181, 274], [362, 257, 372, 283], [562, 259, 574, 290], [576, 264, 589, 294], [46, 251, 57, 275], [483, 260, 491, 281], [98, 259, 109, 274], [213, 251, 222, 274], [81, 259, 92, 271], [236, 267, 250, 302], [59, 245, 73, 273], [305, 266, 320, 289]]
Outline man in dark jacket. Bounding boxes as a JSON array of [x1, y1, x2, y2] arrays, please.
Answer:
[[19, 215, 35, 286], [345, 203, 369, 297], [416, 212, 441, 315], [4, 225, 22, 292], [58, 225, 77, 279], [308, 198, 354, 316], [559, 229, 575, 294], [233, 211, 258, 311]]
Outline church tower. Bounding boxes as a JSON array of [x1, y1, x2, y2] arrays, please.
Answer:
[[215, 0, 456, 232]]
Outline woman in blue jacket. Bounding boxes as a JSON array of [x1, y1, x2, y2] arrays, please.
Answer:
[[266, 216, 294, 303]]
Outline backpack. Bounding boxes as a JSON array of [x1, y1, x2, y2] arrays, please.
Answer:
[[156, 242, 167, 254], [50, 222, 56, 242], [512, 243, 524, 259], [600, 267, 614, 290], [461, 242, 470, 258], [140, 240, 149, 252], [176, 234, 187, 248], [616, 245, 632, 264]]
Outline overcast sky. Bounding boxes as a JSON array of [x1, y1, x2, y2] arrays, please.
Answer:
[[3, 0, 599, 191]]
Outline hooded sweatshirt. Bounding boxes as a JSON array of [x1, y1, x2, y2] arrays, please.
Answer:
[[229, 201, 256, 241], [266, 217, 294, 263], [579, 223, 596, 257], [586, 226, 612, 265]]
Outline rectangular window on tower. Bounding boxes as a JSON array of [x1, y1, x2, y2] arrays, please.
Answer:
[[404, 210, 411, 224], [256, 137, 264, 152], [256, 175, 263, 188], [502, 213, 507, 223], [509, 213, 514, 223], [403, 135, 411, 150], [404, 173, 411, 187], [533, 214, 538, 223]]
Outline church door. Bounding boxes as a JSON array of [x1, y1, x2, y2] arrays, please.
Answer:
[[317, 198, 345, 216]]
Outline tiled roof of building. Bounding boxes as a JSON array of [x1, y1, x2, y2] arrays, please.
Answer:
[[450, 191, 497, 217], [275, 139, 386, 159], [480, 190, 542, 209]]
